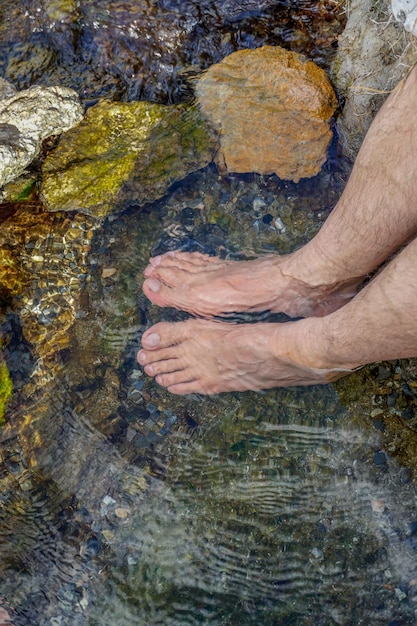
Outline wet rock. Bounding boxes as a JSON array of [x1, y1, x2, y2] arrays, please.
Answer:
[[331, 0, 415, 159], [196, 46, 338, 182], [0, 247, 26, 301], [41, 99, 217, 219], [1, 173, 37, 202], [0, 204, 98, 390], [0, 84, 84, 187]]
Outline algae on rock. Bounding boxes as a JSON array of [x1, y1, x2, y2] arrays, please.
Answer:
[[0, 360, 12, 425], [41, 99, 217, 219]]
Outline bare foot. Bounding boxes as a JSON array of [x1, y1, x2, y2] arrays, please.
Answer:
[[143, 250, 361, 319], [137, 319, 353, 395]]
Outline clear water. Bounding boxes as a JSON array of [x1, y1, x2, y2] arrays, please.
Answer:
[[1, 2, 417, 625]]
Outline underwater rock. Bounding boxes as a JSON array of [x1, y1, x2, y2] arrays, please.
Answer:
[[331, 0, 415, 160], [0, 0, 344, 105], [0, 204, 97, 390], [0, 84, 84, 188], [0, 173, 37, 202], [0, 247, 26, 301], [0, 78, 16, 99], [41, 99, 217, 219], [196, 45, 338, 182]]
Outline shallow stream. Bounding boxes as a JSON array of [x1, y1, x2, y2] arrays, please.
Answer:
[[1, 1, 417, 625]]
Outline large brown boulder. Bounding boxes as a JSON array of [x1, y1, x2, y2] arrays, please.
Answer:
[[196, 45, 338, 182]]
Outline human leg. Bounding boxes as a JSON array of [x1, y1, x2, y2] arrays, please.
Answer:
[[138, 232, 417, 395], [143, 65, 417, 318]]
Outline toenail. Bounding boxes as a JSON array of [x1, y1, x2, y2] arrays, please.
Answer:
[[137, 350, 147, 364], [147, 278, 161, 292], [145, 364, 154, 376], [143, 332, 160, 348]]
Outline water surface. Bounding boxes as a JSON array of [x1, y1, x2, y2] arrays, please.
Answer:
[[1, 2, 417, 625]]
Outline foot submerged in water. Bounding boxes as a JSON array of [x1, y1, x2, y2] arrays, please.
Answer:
[[143, 250, 360, 319], [137, 318, 351, 395]]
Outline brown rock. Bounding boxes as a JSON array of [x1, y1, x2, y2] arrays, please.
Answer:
[[196, 46, 338, 182]]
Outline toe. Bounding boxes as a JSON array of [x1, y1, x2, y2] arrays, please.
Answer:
[[142, 279, 176, 307], [144, 358, 181, 377], [141, 322, 186, 350], [166, 381, 203, 395], [155, 369, 197, 389]]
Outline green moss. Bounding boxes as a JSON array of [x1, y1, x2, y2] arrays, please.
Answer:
[[0, 361, 12, 425], [2, 176, 37, 202], [41, 100, 216, 219]]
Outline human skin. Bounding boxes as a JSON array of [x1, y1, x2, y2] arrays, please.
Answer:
[[137, 65, 417, 395]]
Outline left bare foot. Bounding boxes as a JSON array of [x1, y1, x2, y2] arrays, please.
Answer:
[[137, 319, 351, 395]]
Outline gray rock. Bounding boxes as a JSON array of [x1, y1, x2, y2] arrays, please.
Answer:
[[331, 0, 415, 160], [0, 84, 84, 187]]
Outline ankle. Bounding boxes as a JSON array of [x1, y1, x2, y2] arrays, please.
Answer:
[[280, 316, 360, 374], [282, 240, 352, 289]]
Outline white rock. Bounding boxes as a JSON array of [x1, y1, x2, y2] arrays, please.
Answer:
[[0, 85, 84, 187], [332, 0, 415, 160], [392, 0, 417, 35]]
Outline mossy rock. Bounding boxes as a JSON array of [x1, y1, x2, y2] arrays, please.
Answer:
[[41, 99, 218, 219], [1, 175, 37, 202], [0, 360, 12, 425]]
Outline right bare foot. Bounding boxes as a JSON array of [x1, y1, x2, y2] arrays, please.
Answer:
[[142, 250, 362, 319]]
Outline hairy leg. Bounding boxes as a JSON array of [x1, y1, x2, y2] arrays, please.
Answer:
[[138, 234, 417, 395], [143, 65, 417, 318]]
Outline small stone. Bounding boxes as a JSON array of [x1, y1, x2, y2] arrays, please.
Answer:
[[310, 547, 324, 561], [371, 499, 385, 514], [374, 450, 387, 466], [181, 207, 195, 219], [101, 267, 117, 278], [115, 507, 130, 520], [127, 388, 142, 403], [102, 495, 116, 507], [394, 587, 407, 602], [274, 216, 286, 233], [101, 530, 115, 544], [370, 408, 384, 418]]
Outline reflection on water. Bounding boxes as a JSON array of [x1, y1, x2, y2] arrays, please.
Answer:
[[0, 0, 344, 104], [1, 1, 417, 625]]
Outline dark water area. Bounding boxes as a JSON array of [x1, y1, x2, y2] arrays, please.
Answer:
[[1, 1, 417, 625], [0, 0, 344, 104]]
